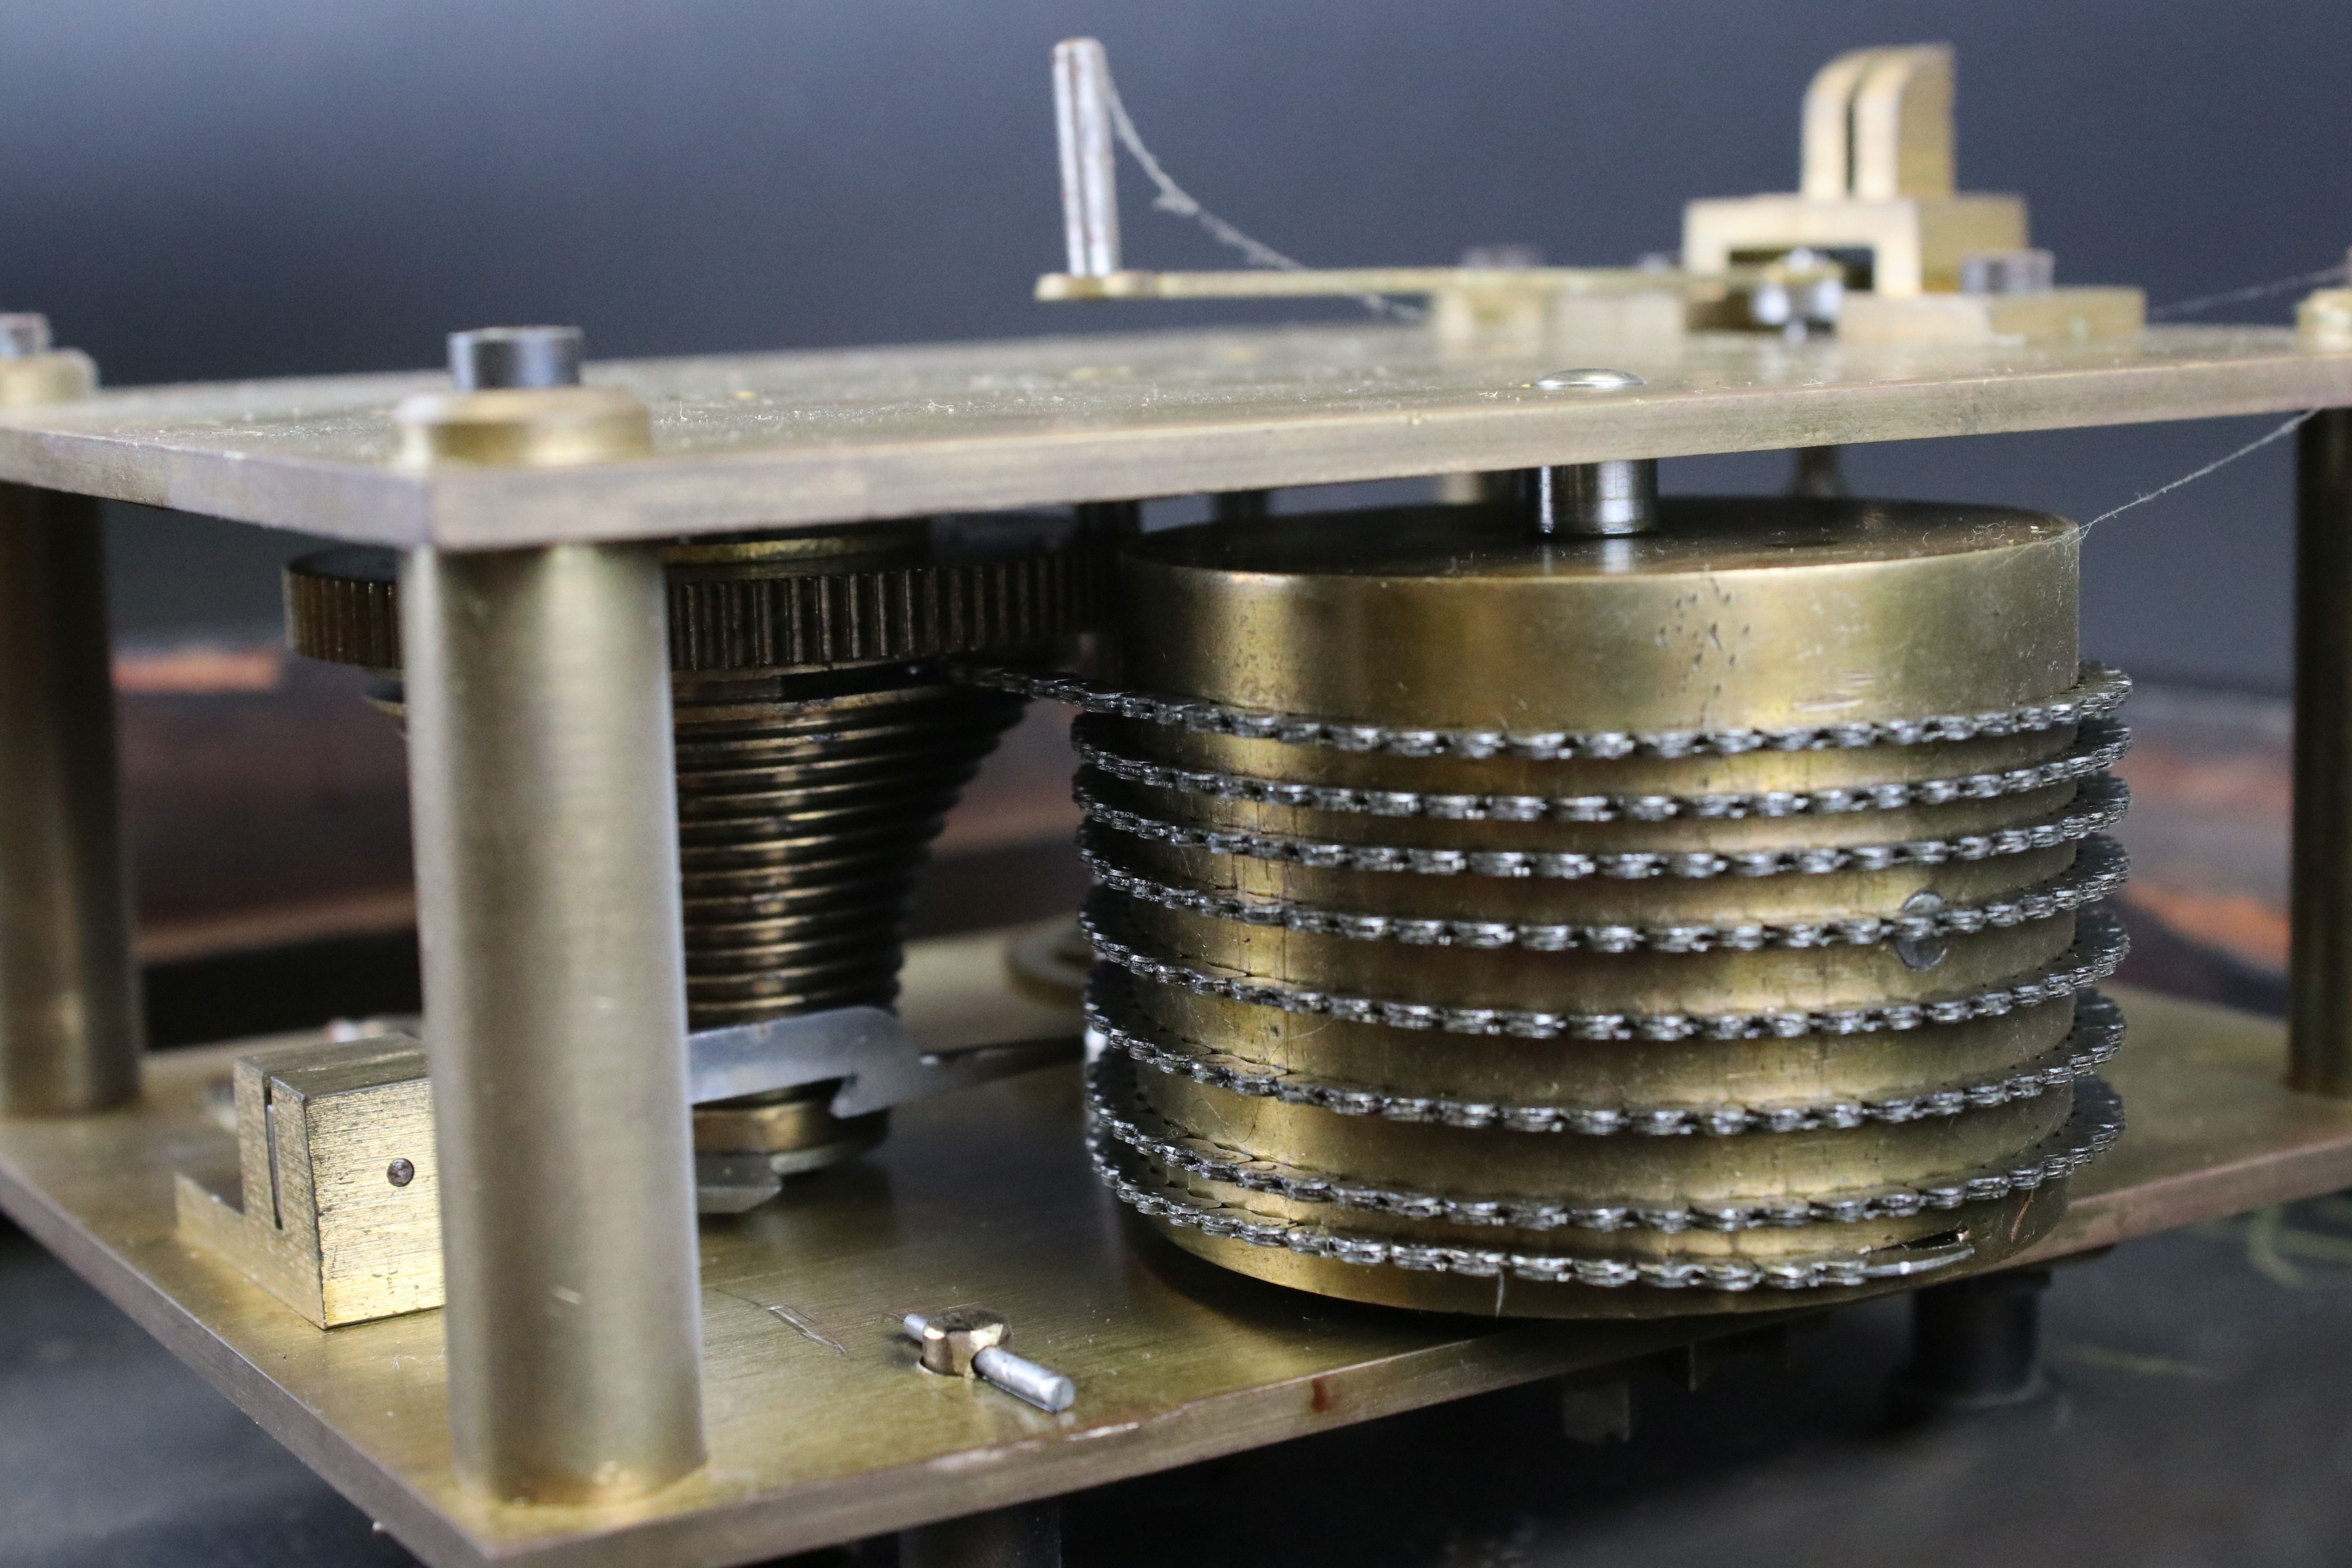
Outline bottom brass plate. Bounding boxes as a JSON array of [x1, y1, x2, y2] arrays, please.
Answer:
[[0, 949, 2337, 1568]]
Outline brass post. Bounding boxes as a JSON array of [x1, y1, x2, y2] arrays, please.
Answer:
[[2291, 407, 2352, 1095], [0, 316, 138, 1116], [404, 540, 706, 1499]]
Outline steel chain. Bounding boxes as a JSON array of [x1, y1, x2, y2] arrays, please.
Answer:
[[1091, 1055, 2111, 1234], [1083, 902, 2128, 1041], [1082, 832, 2126, 956], [1076, 773, 2129, 883], [1089, 1079, 2122, 1292], [1073, 716, 2130, 825], [960, 661, 2130, 762], [1087, 973, 2124, 1135]]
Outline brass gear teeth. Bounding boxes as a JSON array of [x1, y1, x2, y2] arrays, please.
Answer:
[[283, 548, 402, 670], [284, 517, 1101, 674]]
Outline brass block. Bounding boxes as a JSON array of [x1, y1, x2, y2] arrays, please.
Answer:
[[174, 1033, 439, 1328]]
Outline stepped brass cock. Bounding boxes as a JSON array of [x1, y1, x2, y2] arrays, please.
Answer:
[[1022, 496, 2129, 1316]]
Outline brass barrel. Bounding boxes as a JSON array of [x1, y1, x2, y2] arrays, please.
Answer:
[[1083, 497, 2127, 1317]]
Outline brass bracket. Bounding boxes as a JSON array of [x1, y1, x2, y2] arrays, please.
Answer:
[[174, 1033, 439, 1328]]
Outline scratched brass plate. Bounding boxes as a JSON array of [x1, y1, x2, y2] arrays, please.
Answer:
[[0, 952, 2339, 1567], [0, 325, 2344, 548]]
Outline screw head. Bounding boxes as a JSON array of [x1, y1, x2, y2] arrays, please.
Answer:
[[386, 1157, 416, 1187], [448, 326, 584, 392], [1535, 368, 1644, 392]]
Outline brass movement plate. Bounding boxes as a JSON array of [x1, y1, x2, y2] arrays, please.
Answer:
[[0, 326, 2342, 548], [0, 947, 2337, 1568]]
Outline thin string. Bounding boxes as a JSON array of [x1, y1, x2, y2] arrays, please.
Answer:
[[1094, 67, 1426, 323], [2078, 410, 2314, 535], [2147, 264, 2348, 321]]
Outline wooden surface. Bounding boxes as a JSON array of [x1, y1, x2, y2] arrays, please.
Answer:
[[0, 933, 2341, 1568], [0, 325, 2347, 547]]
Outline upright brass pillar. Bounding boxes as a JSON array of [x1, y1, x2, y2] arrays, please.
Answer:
[[0, 318, 138, 1116], [404, 541, 706, 1500], [2292, 407, 2352, 1096]]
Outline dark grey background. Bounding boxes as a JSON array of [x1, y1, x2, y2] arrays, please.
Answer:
[[4, 0, 2340, 688]]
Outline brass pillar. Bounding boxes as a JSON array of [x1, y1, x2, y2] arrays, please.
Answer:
[[0, 313, 138, 1116], [0, 485, 140, 1114], [2292, 407, 2352, 1095], [403, 541, 706, 1500]]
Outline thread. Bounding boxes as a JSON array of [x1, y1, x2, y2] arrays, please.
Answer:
[[2148, 263, 2349, 321], [2078, 410, 2314, 535], [1092, 58, 1426, 323]]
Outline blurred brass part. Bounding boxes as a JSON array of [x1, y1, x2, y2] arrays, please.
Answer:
[[0, 481, 140, 1116], [0, 351, 96, 408], [393, 383, 653, 470], [1114, 499, 2076, 733]]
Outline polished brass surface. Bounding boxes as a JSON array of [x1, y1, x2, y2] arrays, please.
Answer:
[[402, 541, 705, 1502], [0, 482, 140, 1115], [1091, 501, 2118, 1314], [2292, 407, 2352, 1096], [0, 968, 2314, 1568], [0, 327, 2345, 547], [1115, 499, 2076, 733], [175, 1033, 439, 1327]]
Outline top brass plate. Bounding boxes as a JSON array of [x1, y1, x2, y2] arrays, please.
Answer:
[[0, 324, 2342, 549]]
